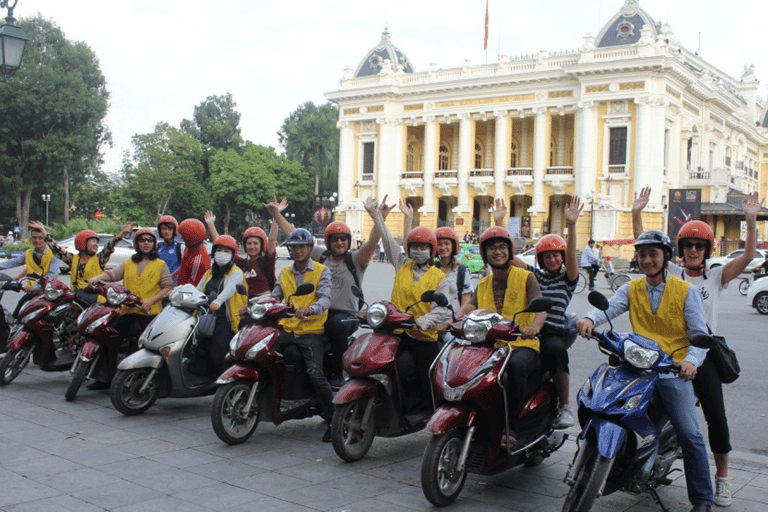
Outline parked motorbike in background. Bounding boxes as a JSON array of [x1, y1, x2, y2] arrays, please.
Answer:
[[420, 297, 569, 507], [0, 273, 23, 353], [330, 288, 448, 462], [0, 275, 84, 385], [65, 282, 142, 401], [561, 291, 712, 512]]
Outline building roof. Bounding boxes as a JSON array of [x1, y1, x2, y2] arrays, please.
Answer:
[[701, 190, 768, 220], [595, 0, 659, 48], [353, 28, 414, 78], [760, 103, 768, 128]]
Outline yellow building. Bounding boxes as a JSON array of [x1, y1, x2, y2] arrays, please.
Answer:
[[325, 0, 768, 259]]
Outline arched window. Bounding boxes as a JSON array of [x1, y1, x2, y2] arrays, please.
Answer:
[[474, 140, 484, 169], [439, 141, 451, 171], [406, 141, 422, 173], [510, 139, 519, 168]]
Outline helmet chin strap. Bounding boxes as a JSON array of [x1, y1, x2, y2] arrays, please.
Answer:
[[489, 261, 511, 270]]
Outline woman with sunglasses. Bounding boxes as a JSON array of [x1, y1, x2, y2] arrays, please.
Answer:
[[632, 187, 763, 508]]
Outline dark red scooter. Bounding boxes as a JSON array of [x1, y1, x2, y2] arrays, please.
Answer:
[[65, 282, 141, 401], [330, 288, 448, 462], [0, 275, 84, 385], [420, 297, 569, 507], [0, 273, 24, 353]]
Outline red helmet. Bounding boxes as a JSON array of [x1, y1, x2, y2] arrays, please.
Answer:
[[479, 226, 514, 265], [132, 228, 157, 252], [406, 227, 437, 258], [178, 218, 206, 246], [212, 235, 238, 254], [156, 215, 178, 238], [434, 227, 461, 257], [324, 221, 351, 248], [75, 230, 98, 252], [677, 220, 715, 260], [535, 234, 566, 269], [242, 227, 267, 252]]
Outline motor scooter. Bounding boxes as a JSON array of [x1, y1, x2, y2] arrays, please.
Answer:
[[0, 273, 23, 353], [65, 282, 142, 401], [330, 288, 449, 462], [210, 283, 338, 444], [561, 291, 713, 512], [0, 275, 84, 385], [109, 283, 243, 415], [420, 296, 570, 507]]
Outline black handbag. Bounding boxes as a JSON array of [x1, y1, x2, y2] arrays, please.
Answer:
[[710, 335, 740, 384], [196, 311, 216, 339]]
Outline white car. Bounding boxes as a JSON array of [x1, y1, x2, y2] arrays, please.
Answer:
[[746, 274, 768, 315], [707, 249, 767, 271], [518, 247, 538, 268]]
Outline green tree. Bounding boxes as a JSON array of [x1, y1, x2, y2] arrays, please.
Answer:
[[181, 93, 244, 155], [0, 15, 110, 237], [277, 101, 339, 195]]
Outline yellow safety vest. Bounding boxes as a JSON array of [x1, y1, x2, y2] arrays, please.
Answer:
[[476, 267, 539, 352], [200, 266, 248, 333], [122, 258, 165, 316], [628, 275, 691, 365], [391, 261, 446, 342], [71, 253, 104, 290], [24, 248, 56, 287], [279, 263, 328, 335]]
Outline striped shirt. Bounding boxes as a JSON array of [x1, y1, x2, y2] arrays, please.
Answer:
[[528, 265, 577, 331]]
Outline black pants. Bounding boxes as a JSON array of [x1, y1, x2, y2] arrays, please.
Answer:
[[692, 353, 731, 454], [325, 310, 359, 372], [114, 313, 154, 354], [584, 264, 599, 289], [209, 318, 233, 377], [539, 327, 570, 375], [503, 347, 539, 420], [397, 333, 440, 403]]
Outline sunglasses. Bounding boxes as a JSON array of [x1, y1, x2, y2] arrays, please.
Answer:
[[682, 242, 707, 251], [137, 237, 155, 244]]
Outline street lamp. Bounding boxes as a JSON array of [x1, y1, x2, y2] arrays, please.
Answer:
[[0, 1, 28, 77], [41, 194, 50, 226]]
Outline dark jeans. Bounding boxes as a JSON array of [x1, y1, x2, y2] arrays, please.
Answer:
[[114, 313, 154, 354], [503, 347, 539, 420], [583, 264, 599, 289], [692, 352, 731, 454], [325, 310, 359, 372], [274, 331, 334, 422], [210, 319, 234, 377], [539, 326, 570, 375], [397, 333, 440, 402]]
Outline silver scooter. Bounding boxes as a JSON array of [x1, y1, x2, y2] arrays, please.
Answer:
[[109, 284, 239, 415]]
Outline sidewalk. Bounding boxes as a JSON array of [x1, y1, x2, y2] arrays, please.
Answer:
[[0, 368, 766, 512]]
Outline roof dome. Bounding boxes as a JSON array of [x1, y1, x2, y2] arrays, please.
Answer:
[[595, 0, 660, 48], [354, 28, 414, 77]]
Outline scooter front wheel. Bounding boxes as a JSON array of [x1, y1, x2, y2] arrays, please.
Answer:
[[0, 343, 34, 385], [421, 430, 468, 507], [110, 368, 159, 416], [331, 398, 376, 462], [65, 359, 90, 401], [561, 438, 614, 512], [211, 380, 260, 444]]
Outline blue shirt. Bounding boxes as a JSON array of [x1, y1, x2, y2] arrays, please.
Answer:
[[157, 241, 182, 281], [580, 245, 600, 267]]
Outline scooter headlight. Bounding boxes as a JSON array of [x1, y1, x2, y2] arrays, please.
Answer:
[[85, 314, 110, 334], [623, 339, 659, 369], [249, 302, 271, 320], [463, 311, 502, 343], [229, 330, 242, 356], [105, 287, 127, 307], [245, 333, 275, 360], [44, 283, 64, 301], [622, 394, 644, 411], [20, 307, 45, 325], [366, 303, 388, 329]]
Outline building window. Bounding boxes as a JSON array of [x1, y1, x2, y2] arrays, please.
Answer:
[[686, 137, 693, 171], [608, 127, 627, 172], [510, 140, 519, 168], [550, 141, 556, 167], [439, 141, 451, 171], [362, 142, 375, 179], [406, 141, 421, 173], [474, 141, 484, 169]]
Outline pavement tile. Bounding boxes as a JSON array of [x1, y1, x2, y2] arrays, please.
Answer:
[[0, 441, 51, 466], [0, 472, 63, 508], [70, 480, 164, 509], [4, 455, 84, 478], [3, 425, 78, 444], [183, 459, 267, 482], [145, 447, 224, 468], [25, 465, 123, 493], [2, 494, 105, 512], [112, 437, 188, 457], [275, 460, 358, 483], [220, 495, 317, 512], [232, 450, 313, 471], [327, 496, 419, 512], [172, 481, 266, 510], [130, 468, 220, 494], [94, 456, 175, 477], [113, 495, 213, 512], [33, 437, 137, 467], [228, 471, 313, 497], [273, 482, 367, 510], [322, 472, 408, 498]]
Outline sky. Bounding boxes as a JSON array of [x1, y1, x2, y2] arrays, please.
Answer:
[[19, 0, 767, 176]]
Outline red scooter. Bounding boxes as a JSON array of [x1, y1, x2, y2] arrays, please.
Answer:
[[330, 288, 448, 462], [420, 297, 569, 506], [210, 283, 335, 444], [0, 273, 24, 353], [65, 282, 141, 401], [0, 275, 84, 385]]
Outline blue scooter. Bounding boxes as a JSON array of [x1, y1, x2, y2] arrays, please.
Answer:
[[561, 292, 712, 512]]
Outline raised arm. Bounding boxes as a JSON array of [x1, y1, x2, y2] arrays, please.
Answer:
[[358, 195, 395, 267], [30, 220, 73, 266], [204, 211, 220, 240], [365, 196, 404, 271], [265, 197, 287, 255], [721, 192, 763, 284], [631, 187, 651, 239], [399, 199, 413, 253], [492, 198, 507, 227], [564, 196, 583, 282], [264, 194, 295, 238]]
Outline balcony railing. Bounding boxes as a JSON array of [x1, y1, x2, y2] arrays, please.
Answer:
[[546, 166, 573, 175], [361, 173, 374, 181], [470, 169, 494, 178], [689, 170, 710, 180], [435, 170, 458, 179], [507, 167, 533, 176], [401, 172, 423, 179], [608, 165, 626, 173]]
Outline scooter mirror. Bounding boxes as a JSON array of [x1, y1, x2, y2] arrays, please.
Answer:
[[235, 283, 247, 296], [523, 296, 552, 313], [588, 291, 610, 311], [420, 290, 435, 303], [293, 282, 315, 297], [430, 292, 449, 308], [690, 334, 714, 350]]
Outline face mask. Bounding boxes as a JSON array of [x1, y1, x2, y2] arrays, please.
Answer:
[[214, 252, 233, 266], [409, 248, 432, 264]]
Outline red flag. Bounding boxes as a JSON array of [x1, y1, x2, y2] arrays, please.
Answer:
[[484, 0, 489, 50]]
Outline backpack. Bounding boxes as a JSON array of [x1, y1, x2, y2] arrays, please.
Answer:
[[318, 250, 364, 309]]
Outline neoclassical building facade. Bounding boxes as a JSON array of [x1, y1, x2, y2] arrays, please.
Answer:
[[325, 0, 768, 258]]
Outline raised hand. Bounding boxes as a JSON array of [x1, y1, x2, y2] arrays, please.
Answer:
[[263, 194, 286, 217], [632, 187, 651, 214], [119, 221, 136, 238], [492, 198, 508, 226], [204, 210, 216, 223], [399, 199, 413, 218], [564, 196, 583, 225], [742, 192, 763, 222], [364, 197, 379, 216], [28, 221, 47, 234], [379, 194, 396, 219]]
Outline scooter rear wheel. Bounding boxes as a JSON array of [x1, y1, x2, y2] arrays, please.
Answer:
[[110, 368, 159, 416], [0, 343, 34, 385], [331, 398, 376, 462], [211, 380, 260, 444], [421, 430, 468, 506], [561, 439, 614, 512], [65, 359, 90, 401]]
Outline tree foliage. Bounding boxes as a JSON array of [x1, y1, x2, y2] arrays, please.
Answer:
[[0, 15, 110, 236], [181, 93, 244, 154], [277, 101, 340, 195]]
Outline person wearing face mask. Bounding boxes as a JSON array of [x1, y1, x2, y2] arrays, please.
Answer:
[[366, 198, 450, 414], [196, 235, 247, 376]]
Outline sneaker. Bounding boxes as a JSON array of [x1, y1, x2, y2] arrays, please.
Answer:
[[322, 422, 332, 443], [714, 477, 732, 507], [552, 405, 575, 429]]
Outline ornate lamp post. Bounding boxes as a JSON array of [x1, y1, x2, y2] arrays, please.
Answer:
[[42, 194, 50, 226], [0, 1, 28, 76]]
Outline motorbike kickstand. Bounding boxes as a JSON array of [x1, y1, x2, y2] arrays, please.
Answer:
[[648, 486, 671, 512]]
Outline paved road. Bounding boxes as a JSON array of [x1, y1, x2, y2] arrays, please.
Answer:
[[0, 262, 766, 511]]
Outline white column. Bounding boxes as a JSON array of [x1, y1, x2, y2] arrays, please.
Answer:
[[337, 120, 355, 205], [531, 108, 548, 212], [557, 115, 566, 166], [574, 101, 598, 200], [376, 118, 390, 202], [494, 111, 508, 199], [457, 113, 472, 211], [421, 116, 436, 212], [389, 119, 404, 201], [521, 118, 530, 167], [634, 97, 653, 203]]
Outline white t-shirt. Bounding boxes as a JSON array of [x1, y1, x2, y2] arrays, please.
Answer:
[[440, 263, 474, 314], [667, 263, 727, 334]]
